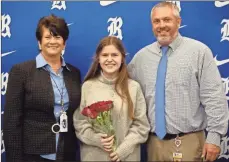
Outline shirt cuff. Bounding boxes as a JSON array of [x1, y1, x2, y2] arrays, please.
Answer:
[[115, 149, 127, 161], [206, 132, 221, 147], [92, 133, 104, 149]]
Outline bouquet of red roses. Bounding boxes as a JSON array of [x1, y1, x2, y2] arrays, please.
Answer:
[[81, 100, 116, 150]]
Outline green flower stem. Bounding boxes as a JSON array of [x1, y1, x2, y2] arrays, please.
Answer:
[[92, 110, 117, 151]]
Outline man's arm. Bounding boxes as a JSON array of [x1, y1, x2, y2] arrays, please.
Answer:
[[199, 47, 228, 146], [199, 47, 229, 161]]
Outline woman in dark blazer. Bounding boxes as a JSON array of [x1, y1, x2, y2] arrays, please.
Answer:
[[3, 14, 81, 162]]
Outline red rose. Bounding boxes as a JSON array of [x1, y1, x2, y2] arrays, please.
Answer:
[[81, 101, 113, 118], [81, 106, 98, 119], [93, 101, 113, 113]]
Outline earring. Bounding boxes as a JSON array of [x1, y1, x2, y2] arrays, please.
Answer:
[[62, 49, 65, 55]]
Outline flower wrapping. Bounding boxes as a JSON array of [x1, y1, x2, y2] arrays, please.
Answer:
[[81, 100, 116, 150]]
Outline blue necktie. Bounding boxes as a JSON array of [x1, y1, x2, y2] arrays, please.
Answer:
[[155, 46, 169, 139]]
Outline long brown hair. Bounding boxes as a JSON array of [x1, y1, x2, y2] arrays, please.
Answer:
[[84, 36, 134, 119]]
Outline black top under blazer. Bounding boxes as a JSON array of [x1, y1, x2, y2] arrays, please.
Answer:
[[3, 60, 81, 162]]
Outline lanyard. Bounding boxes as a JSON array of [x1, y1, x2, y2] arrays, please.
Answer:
[[50, 74, 64, 107], [46, 67, 65, 112]]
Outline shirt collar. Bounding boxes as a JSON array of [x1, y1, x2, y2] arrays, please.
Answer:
[[98, 71, 117, 85], [168, 33, 183, 51], [36, 53, 48, 68], [36, 53, 70, 71]]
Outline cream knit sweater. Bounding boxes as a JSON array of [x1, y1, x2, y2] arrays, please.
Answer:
[[73, 74, 150, 161]]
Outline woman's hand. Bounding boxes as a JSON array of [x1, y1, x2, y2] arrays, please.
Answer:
[[100, 134, 114, 152]]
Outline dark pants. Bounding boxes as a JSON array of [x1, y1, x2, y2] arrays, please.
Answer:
[[23, 135, 80, 162], [23, 153, 79, 162], [24, 154, 55, 162]]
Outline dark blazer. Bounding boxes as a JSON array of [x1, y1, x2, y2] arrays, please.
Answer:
[[3, 60, 81, 162]]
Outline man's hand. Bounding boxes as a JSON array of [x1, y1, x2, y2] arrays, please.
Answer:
[[202, 143, 220, 161]]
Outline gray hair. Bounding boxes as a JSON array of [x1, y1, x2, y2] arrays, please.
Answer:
[[150, 2, 181, 19]]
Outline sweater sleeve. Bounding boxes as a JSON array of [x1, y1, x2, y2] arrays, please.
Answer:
[[73, 83, 104, 149], [115, 83, 150, 160]]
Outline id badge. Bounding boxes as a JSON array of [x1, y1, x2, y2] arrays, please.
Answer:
[[173, 152, 182, 162], [60, 112, 68, 132]]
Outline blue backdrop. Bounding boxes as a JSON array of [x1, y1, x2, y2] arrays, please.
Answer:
[[1, 1, 229, 162]]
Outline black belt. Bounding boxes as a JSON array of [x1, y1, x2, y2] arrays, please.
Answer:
[[150, 132, 187, 140]]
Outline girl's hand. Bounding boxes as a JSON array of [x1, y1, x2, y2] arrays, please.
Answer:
[[100, 134, 114, 152], [110, 151, 120, 162]]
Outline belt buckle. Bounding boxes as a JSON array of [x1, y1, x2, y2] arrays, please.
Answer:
[[164, 133, 176, 140]]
